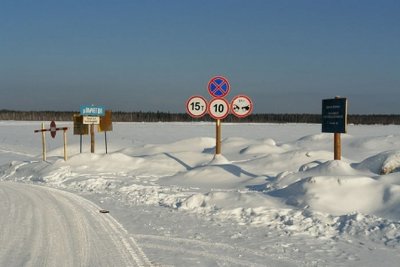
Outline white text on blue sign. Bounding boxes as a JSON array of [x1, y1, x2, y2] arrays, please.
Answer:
[[80, 106, 105, 116]]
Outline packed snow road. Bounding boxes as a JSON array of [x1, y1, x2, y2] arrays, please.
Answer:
[[0, 182, 152, 267]]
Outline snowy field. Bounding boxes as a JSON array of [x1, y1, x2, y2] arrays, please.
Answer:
[[1, 121, 400, 266]]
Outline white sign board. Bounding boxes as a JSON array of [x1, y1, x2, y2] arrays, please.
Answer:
[[186, 96, 208, 118], [231, 95, 253, 118], [83, 116, 100, 125], [208, 98, 230, 120]]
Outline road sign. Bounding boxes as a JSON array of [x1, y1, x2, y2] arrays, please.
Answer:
[[207, 76, 230, 98], [34, 123, 69, 161], [208, 98, 230, 120], [50, 121, 57, 138], [73, 115, 89, 135], [98, 110, 113, 132], [231, 95, 253, 118], [80, 105, 105, 116], [83, 116, 100, 125], [186, 96, 208, 118], [322, 98, 348, 133]]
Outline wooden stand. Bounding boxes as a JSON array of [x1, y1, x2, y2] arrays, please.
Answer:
[[63, 129, 68, 161], [216, 119, 221, 155], [41, 122, 46, 161], [34, 122, 68, 161], [334, 133, 341, 160], [90, 124, 95, 153]]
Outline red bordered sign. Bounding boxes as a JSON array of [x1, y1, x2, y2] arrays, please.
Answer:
[[208, 98, 230, 120], [231, 95, 253, 118], [186, 95, 208, 118], [207, 76, 230, 98], [50, 121, 57, 138]]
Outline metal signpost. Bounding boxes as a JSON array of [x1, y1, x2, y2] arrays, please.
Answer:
[[185, 76, 253, 156], [34, 121, 68, 161], [73, 115, 89, 153], [322, 97, 348, 160], [98, 110, 113, 154]]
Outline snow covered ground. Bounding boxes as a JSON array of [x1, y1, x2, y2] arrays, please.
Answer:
[[1, 121, 400, 266]]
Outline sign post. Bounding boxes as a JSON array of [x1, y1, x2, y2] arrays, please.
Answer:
[[98, 110, 113, 154], [208, 97, 230, 155], [63, 128, 68, 161], [208, 76, 231, 155], [34, 121, 68, 161], [185, 76, 254, 156], [322, 97, 348, 160], [334, 132, 341, 160], [216, 119, 222, 154], [90, 124, 95, 153], [80, 105, 105, 153], [41, 122, 46, 161], [73, 115, 89, 153]]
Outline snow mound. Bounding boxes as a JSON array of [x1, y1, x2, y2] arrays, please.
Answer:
[[355, 150, 400, 174], [271, 175, 400, 220]]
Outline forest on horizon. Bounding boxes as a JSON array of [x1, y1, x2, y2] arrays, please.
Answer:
[[1, 110, 400, 125]]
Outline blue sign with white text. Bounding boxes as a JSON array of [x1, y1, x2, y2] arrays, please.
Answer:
[[80, 105, 105, 116]]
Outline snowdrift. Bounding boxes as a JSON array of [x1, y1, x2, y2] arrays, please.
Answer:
[[2, 127, 400, 251]]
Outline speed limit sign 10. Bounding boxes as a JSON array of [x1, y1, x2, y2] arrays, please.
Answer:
[[208, 98, 230, 120], [186, 96, 208, 118]]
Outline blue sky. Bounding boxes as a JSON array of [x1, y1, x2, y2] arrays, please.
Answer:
[[1, 0, 399, 114]]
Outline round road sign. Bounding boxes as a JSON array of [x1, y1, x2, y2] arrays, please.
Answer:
[[208, 98, 230, 120], [186, 96, 208, 118], [207, 76, 230, 98], [50, 121, 57, 138], [231, 95, 253, 118]]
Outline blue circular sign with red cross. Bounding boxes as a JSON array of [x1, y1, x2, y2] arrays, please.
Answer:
[[207, 76, 230, 98]]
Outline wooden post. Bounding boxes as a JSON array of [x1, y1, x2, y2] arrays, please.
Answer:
[[80, 134, 82, 153], [90, 124, 95, 153], [216, 119, 221, 155], [334, 132, 341, 160], [63, 129, 68, 161], [41, 122, 46, 161]]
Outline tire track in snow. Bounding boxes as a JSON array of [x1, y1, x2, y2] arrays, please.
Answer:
[[135, 234, 299, 267], [62, 190, 153, 266], [0, 148, 35, 157], [0, 182, 153, 267]]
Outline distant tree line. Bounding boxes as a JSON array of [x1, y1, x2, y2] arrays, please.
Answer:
[[1, 110, 400, 125]]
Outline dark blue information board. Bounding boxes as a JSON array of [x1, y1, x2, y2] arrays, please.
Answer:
[[322, 98, 348, 133]]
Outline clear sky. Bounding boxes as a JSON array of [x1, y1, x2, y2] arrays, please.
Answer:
[[1, 0, 399, 114]]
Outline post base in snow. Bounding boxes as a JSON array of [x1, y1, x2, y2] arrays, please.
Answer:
[[209, 154, 231, 165]]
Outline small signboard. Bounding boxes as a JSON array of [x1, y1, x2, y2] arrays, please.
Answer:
[[186, 96, 208, 118], [208, 98, 230, 120], [322, 98, 348, 133], [98, 110, 113, 132], [80, 105, 105, 116], [208, 76, 230, 98], [73, 115, 89, 135], [231, 95, 253, 118], [83, 116, 100, 125], [50, 121, 57, 138]]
